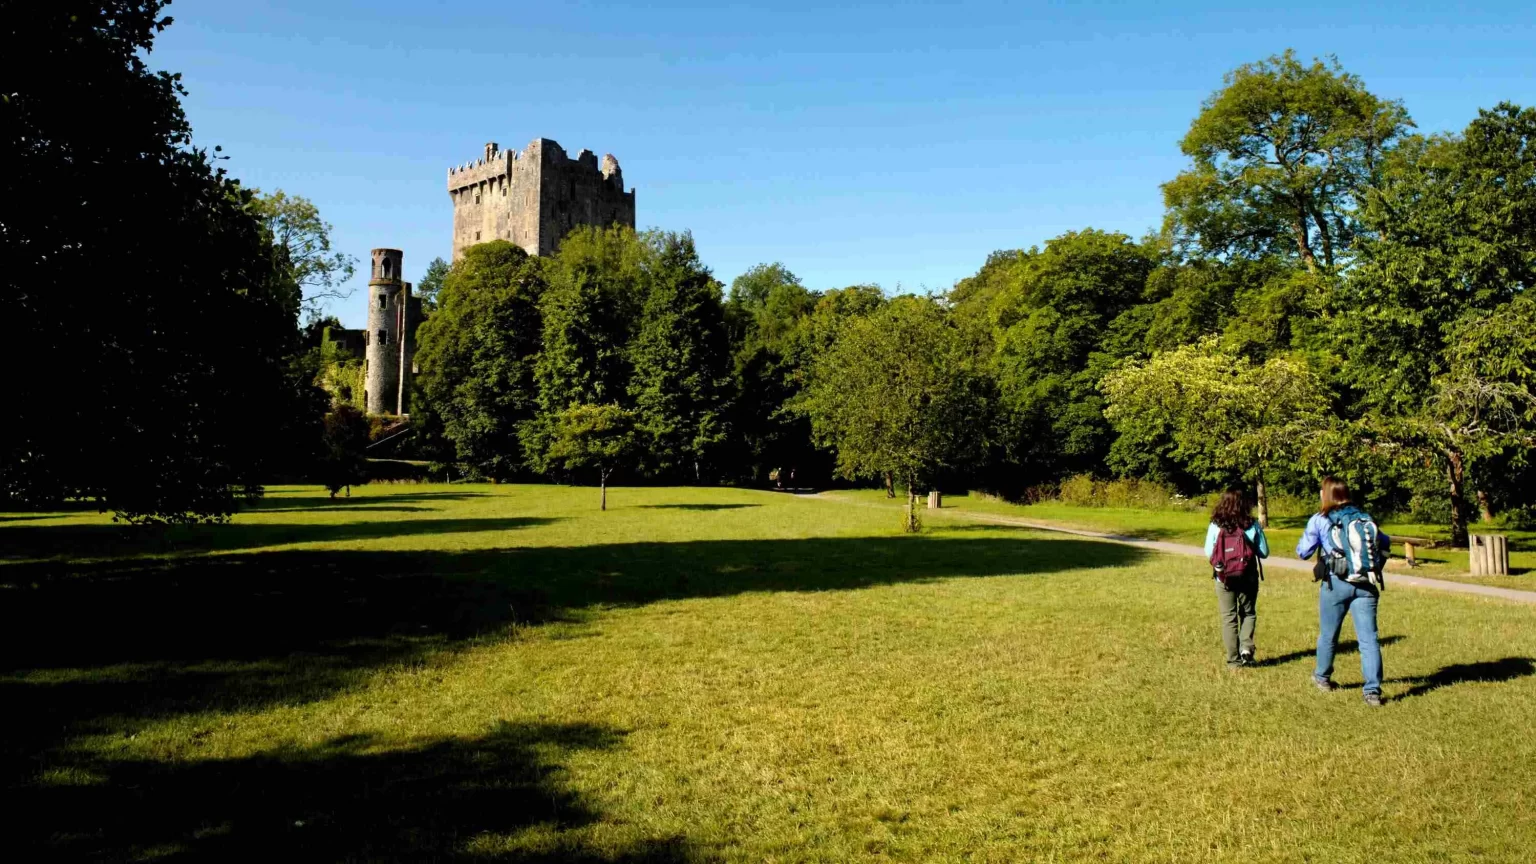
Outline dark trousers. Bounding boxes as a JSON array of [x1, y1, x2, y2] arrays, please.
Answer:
[[1214, 573, 1258, 666]]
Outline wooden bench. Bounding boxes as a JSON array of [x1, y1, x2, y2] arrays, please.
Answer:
[[1394, 536, 1435, 568]]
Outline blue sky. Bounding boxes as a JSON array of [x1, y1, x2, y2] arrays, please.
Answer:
[[152, 0, 1536, 328]]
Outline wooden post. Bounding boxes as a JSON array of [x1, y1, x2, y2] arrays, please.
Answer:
[[1403, 541, 1418, 568], [927, 490, 941, 509], [1470, 534, 1509, 576]]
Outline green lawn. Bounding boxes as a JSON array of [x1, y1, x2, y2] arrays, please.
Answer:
[[4, 484, 1535, 862], [870, 490, 1536, 591]]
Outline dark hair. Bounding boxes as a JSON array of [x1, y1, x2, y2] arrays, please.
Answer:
[[1211, 488, 1253, 531], [1319, 476, 1352, 515]]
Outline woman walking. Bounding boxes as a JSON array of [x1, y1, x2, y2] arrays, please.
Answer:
[[1297, 477, 1389, 706], [1204, 489, 1269, 668]]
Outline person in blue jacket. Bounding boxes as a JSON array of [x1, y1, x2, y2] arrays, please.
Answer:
[[1204, 488, 1269, 668], [1297, 477, 1390, 706]]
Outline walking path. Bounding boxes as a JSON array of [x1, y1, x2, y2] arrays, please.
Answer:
[[814, 494, 1536, 606]]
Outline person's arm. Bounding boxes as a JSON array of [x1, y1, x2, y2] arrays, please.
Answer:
[[1296, 514, 1324, 560], [1379, 530, 1391, 553], [1203, 523, 1219, 559], [1250, 524, 1270, 559]]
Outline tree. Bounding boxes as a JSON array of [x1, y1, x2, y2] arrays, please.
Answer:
[[797, 296, 988, 532], [1103, 340, 1328, 526], [251, 190, 357, 320], [413, 242, 546, 480], [1331, 103, 1536, 540], [984, 230, 1157, 485], [415, 256, 450, 312], [2, 2, 307, 522], [545, 404, 637, 511], [627, 232, 732, 480], [1163, 51, 1410, 273], [723, 264, 819, 484], [319, 404, 370, 498], [523, 226, 647, 470]]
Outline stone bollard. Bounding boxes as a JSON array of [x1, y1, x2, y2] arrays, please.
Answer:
[[1469, 534, 1509, 576], [927, 490, 941, 509]]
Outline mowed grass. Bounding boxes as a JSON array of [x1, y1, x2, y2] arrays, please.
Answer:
[[869, 490, 1536, 591], [3, 484, 1535, 862]]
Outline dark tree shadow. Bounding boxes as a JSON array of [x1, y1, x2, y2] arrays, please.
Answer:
[[1389, 657, 1535, 700], [18, 721, 693, 863], [1246, 635, 1406, 668], [1, 517, 561, 560], [637, 504, 761, 512]]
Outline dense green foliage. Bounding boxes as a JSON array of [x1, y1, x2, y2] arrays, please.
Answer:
[[408, 56, 1535, 543], [413, 242, 546, 481], [1, 1, 319, 523]]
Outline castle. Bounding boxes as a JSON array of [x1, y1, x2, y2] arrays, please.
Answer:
[[448, 138, 636, 260], [328, 137, 636, 416]]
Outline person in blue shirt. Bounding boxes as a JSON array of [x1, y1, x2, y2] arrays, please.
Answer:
[[1297, 476, 1390, 706], [1204, 488, 1269, 668]]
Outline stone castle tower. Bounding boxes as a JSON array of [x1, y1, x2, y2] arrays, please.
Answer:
[[362, 248, 421, 416], [447, 138, 636, 260]]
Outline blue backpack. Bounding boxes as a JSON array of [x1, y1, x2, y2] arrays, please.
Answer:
[[1326, 506, 1385, 590]]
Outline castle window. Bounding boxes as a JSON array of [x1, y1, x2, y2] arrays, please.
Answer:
[[476, 231, 481, 241], [365, 330, 370, 346], [378, 329, 388, 347], [475, 192, 482, 204], [383, 259, 392, 279], [378, 294, 387, 310]]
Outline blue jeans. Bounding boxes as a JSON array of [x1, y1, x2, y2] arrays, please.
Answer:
[[1315, 576, 1383, 694]]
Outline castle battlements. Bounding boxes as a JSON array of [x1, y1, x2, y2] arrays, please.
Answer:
[[447, 136, 635, 260]]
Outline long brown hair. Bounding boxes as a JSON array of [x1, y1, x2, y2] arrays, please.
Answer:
[[1210, 488, 1253, 531], [1319, 476, 1353, 515]]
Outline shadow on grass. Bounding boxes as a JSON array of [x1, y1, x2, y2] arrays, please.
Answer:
[[637, 504, 760, 511], [0, 529, 1145, 859], [1247, 635, 1407, 668], [18, 721, 693, 863], [1390, 657, 1535, 700], [0, 517, 560, 560]]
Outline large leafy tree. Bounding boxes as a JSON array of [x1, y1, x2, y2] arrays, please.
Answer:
[[2, 1, 305, 522], [523, 226, 647, 471], [628, 232, 732, 480], [722, 263, 819, 484], [415, 256, 450, 312], [984, 230, 1157, 484], [798, 296, 988, 531], [1163, 51, 1410, 273], [1334, 103, 1536, 542], [251, 189, 357, 320], [1103, 340, 1328, 526], [413, 241, 546, 480]]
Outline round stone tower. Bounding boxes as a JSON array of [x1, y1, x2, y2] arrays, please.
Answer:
[[364, 248, 405, 415]]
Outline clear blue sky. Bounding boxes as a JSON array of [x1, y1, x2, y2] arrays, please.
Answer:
[[151, 0, 1536, 328]]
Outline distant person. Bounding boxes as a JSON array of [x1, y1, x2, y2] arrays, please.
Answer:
[[1297, 477, 1389, 706], [1204, 488, 1269, 669]]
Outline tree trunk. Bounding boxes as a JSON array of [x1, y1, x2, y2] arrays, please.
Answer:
[[904, 479, 921, 533], [1293, 211, 1318, 274], [1255, 474, 1270, 529], [884, 472, 895, 499], [1477, 489, 1495, 523], [1448, 450, 1470, 547], [600, 468, 608, 512]]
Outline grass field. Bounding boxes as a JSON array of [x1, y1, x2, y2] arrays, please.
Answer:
[[858, 490, 1536, 592], [4, 484, 1535, 862]]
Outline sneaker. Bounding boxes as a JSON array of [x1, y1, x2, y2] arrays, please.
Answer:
[[1240, 650, 1254, 665], [1362, 692, 1384, 707], [1313, 677, 1337, 692]]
